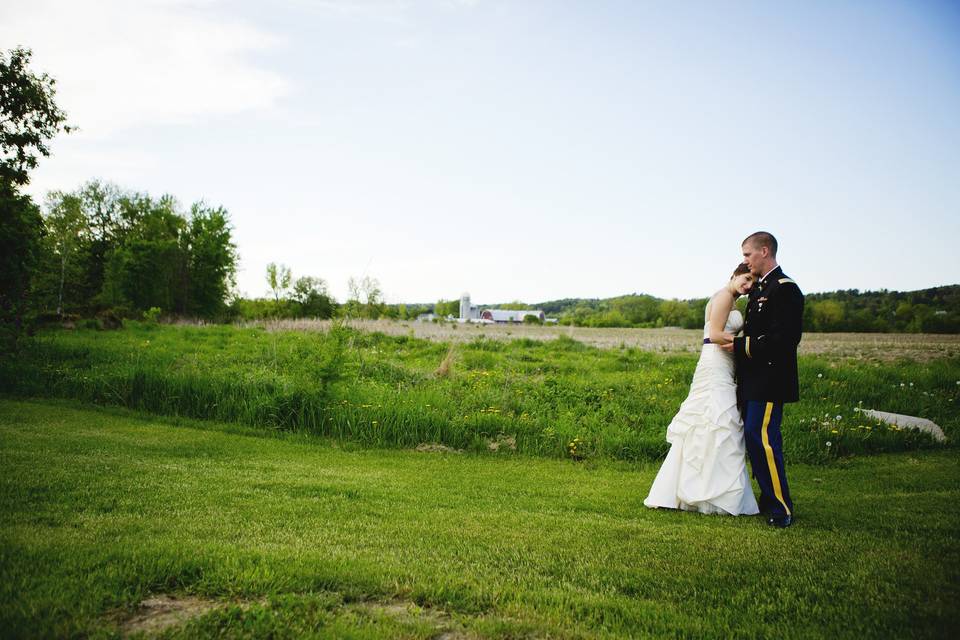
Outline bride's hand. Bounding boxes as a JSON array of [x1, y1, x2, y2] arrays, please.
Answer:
[[721, 332, 735, 344]]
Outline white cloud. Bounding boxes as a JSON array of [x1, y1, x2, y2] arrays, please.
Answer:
[[0, 0, 290, 138], [283, 0, 481, 21]]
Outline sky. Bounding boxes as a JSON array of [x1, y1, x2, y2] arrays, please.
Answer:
[[3, 0, 959, 304]]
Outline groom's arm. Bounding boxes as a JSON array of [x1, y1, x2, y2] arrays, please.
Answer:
[[734, 284, 804, 362]]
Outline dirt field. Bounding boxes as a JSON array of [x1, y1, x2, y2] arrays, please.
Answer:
[[255, 318, 960, 361]]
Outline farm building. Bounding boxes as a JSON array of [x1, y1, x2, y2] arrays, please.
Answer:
[[480, 309, 546, 323], [460, 293, 481, 320], [413, 292, 554, 323]]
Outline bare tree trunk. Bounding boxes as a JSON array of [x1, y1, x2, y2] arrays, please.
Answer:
[[57, 247, 65, 317]]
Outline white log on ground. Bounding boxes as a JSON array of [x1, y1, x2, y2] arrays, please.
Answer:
[[860, 410, 947, 442]]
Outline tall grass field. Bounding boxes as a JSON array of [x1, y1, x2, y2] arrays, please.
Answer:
[[2, 323, 957, 462]]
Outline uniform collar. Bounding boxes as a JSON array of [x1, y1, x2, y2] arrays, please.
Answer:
[[759, 265, 782, 285]]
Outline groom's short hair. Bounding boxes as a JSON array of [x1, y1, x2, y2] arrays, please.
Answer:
[[742, 231, 778, 257]]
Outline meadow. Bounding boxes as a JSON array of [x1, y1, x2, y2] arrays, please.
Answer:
[[1, 322, 957, 463]]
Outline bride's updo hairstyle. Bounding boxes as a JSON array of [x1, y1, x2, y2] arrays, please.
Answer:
[[731, 263, 751, 279]]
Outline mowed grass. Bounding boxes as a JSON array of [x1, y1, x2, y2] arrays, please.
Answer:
[[2, 323, 958, 463], [1, 398, 958, 639]]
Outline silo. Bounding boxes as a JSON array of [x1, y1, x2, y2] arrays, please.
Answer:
[[460, 293, 471, 320]]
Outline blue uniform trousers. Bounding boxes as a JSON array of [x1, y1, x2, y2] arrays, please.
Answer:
[[743, 400, 793, 517]]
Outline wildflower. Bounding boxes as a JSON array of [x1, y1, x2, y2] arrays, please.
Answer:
[[825, 441, 832, 447], [909, 382, 914, 387], [835, 415, 842, 421], [900, 383, 906, 387], [831, 429, 839, 434], [817, 373, 823, 379], [372, 421, 378, 425]]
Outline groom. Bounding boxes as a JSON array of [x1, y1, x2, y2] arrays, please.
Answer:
[[723, 231, 804, 528]]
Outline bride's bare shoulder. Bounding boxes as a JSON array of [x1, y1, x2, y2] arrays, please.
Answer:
[[710, 289, 734, 305]]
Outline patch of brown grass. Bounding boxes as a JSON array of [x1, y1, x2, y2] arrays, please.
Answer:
[[434, 344, 457, 378], [252, 318, 960, 361]]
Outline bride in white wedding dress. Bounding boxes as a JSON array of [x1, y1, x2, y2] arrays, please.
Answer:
[[644, 263, 760, 515]]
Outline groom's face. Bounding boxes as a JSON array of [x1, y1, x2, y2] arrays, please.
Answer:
[[741, 242, 767, 276]]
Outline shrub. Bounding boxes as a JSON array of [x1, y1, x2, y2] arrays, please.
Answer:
[[95, 309, 123, 330], [143, 307, 162, 324]]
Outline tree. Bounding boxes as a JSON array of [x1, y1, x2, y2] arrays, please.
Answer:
[[434, 299, 460, 318], [292, 276, 336, 319], [38, 191, 88, 316], [346, 275, 385, 319], [1, 47, 70, 345], [101, 197, 187, 313], [807, 299, 845, 332], [658, 299, 689, 327], [185, 203, 237, 317], [266, 263, 292, 303], [1, 47, 72, 187], [0, 184, 44, 339]]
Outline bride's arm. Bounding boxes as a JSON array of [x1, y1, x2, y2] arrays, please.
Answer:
[[708, 291, 735, 344]]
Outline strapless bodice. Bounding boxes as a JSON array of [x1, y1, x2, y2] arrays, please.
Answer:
[[703, 309, 743, 339]]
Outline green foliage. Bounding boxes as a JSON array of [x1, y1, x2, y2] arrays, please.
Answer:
[[0, 47, 70, 347], [344, 276, 385, 319], [185, 203, 237, 317], [265, 262, 292, 303], [229, 272, 338, 321], [804, 287, 960, 333], [103, 198, 186, 312], [292, 276, 336, 319], [32, 191, 87, 316], [0, 183, 45, 347], [143, 306, 162, 324], [528, 287, 960, 333], [32, 182, 239, 320], [0, 47, 71, 187], [434, 298, 459, 318], [228, 297, 293, 320]]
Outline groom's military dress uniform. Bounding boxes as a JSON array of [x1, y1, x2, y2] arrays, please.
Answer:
[[733, 266, 804, 519]]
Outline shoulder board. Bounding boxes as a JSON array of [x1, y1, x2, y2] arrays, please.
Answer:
[[778, 278, 796, 285]]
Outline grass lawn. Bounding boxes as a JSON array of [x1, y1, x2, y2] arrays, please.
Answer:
[[1, 398, 957, 638]]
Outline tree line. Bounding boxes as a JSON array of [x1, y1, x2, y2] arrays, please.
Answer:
[[32, 181, 237, 321], [524, 287, 960, 333]]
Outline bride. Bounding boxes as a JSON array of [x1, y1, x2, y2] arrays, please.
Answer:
[[644, 263, 759, 515]]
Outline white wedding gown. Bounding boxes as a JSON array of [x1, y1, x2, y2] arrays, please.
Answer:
[[644, 309, 760, 515]]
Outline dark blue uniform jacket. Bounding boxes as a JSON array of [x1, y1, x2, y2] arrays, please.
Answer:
[[733, 266, 804, 403]]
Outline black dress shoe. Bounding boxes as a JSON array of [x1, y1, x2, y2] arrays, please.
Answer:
[[767, 515, 793, 528]]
